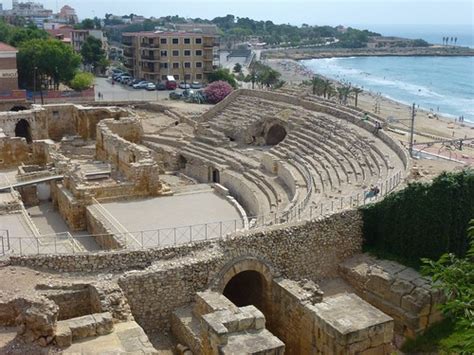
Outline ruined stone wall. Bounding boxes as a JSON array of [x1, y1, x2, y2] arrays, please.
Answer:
[[51, 182, 88, 231], [339, 255, 444, 337], [10, 211, 363, 331], [0, 135, 32, 168], [96, 118, 162, 196], [0, 104, 127, 143]]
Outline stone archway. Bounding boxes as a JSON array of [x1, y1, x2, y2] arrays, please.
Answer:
[[214, 257, 276, 332], [15, 119, 32, 143], [265, 124, 287, 145]]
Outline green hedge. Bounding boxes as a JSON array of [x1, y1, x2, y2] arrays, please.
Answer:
[[361, 170, 474, 268]]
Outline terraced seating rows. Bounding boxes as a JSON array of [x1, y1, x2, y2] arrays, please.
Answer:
[[142, 90, 407, 224]]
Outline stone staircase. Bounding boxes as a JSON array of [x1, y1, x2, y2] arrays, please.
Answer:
[[171, 291, 284, 355]]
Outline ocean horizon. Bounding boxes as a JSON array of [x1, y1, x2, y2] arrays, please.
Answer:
[[302, 55, 474, 123]]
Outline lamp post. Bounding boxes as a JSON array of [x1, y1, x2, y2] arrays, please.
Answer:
[[33, 66, 37, 104]]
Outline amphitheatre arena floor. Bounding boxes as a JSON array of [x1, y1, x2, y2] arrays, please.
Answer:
[[99, 188, 244, 246]]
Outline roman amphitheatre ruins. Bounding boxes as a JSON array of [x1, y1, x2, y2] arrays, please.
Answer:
[[0, 88, 454, 354]]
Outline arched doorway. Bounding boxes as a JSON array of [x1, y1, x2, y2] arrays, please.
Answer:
[[15, 119, 32, 143], [10, 105, 28, 112], [265, 124, 287, 145], [211, 168, 220, 183], [223, 270, 266, 311]]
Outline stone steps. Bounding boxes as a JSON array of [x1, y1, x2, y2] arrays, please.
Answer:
[[56, 312, 114, 348]]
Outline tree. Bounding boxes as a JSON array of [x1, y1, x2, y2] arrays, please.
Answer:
[[81, 36, 106, 73], [77, 18, 96, 30], [204, 81, 233, 104], [208, 68, 237, 88], [244, 69, 257, 89], [351, 87, 363, 107], [69, 72, 95, 91], [420, 220, 474, 352], [233, 63, 242, 73], [17, 39, 81, 90], [336, 86, 351, 105]]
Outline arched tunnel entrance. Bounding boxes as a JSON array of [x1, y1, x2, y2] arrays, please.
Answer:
[[15, 119, 32, 143], [223, 270, 266, 311], [265, 124, 287, 145]]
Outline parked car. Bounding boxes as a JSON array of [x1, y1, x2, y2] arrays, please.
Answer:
[[169, 92, 183, 100], [145, 83, 156, 91], [119, 76, 131, 83], [165, 76, 177, 90], [179, 82, 191, 89], [112, 73, 127, 81], [128, 79, 141, 87], [155, 82, 167, 90], [133, 81, 149, 89], [190, 81, 202, 89]]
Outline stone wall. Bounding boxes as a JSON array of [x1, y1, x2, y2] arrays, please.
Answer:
[[0, 134, 32, 168], [11, 211, 363, 331], [0, 104, 126, 142], [339, 254, 444, 337], [96, 118, 163, 196]]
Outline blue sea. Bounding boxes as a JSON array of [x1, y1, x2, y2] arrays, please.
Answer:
[[301, 25, 474, 122]]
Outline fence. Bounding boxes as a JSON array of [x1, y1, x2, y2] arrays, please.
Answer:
[[0, 171, 403, 256]]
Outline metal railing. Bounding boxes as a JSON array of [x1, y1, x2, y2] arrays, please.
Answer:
[[0, 170, 403, 256]]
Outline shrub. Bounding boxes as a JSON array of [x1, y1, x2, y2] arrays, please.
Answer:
[[208, 68, 237, 88], [204, 81, 233, 104], [69, 72, 95, 91], [361, 170, 474, 268]]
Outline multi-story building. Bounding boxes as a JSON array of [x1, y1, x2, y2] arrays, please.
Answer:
[[57, 5, 78, 25], [122, 31, 219, 83], [0, 42, 19, 91], [71, 29, 108, 53]]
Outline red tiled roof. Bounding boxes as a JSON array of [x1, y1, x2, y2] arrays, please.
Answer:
[[0, 42, 17, 52]]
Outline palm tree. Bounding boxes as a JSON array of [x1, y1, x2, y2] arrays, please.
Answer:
[[336, 86, 351, 105], [351, 87, 363, 107], [322, 79, 333, 99], [310, 76, 323, 95], [451, 37, 454, 44], [442, 36, 445, 45], [455, 37, 458, 45]]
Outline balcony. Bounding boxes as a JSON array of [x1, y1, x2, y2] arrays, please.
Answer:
[[140, 42, 160, 49], [141, 55, 160, 62], [203, 38, 219, 47], [203, 64, 214, 73], [123, 50, 134, 58], [142, 66, 157, 73]]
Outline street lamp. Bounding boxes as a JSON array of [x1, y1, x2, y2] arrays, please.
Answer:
[[33, 66, 37, 104]]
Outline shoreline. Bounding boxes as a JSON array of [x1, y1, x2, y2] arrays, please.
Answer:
[[264, 58, 474, 164], [262, 46, 474, 61], [265, 58, 474, 127]]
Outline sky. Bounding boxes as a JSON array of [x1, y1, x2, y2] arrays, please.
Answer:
[[2, 0, 473, 26]]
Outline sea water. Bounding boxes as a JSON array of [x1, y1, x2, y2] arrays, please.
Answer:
[[301, 56, 474, 122]]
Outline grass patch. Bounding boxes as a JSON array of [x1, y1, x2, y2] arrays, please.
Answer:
[[401, 318, 474, 354]]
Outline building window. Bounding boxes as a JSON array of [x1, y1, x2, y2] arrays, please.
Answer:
[[160, 50, 167, 57], [195, 38, 202, 44], [195, 50, 202, 56], [162, 75, 168, 80], [184, 50, 191, 56], [173, 62, 180, 69], [172, 50, 179, 56], [172, 38, 179, 44], [184, 38, 191, 44], [160, 38, 167, 44], [185, 74, 191, 80], [196, 62, 202, 68], [160, 63, 168, 69], [174, 75, 180, 80], [184, 62, 191, 68], [196, 74, 202, 80]]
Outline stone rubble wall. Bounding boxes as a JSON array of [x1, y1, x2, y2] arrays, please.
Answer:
[[96, 118, 163, 196], [339, 254, 444, 337], [0, 135, 33, 169]]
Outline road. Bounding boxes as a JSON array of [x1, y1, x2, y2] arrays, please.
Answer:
[[94, 77, 188, 102]]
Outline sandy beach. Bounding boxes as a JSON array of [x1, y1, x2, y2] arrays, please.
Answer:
[[264, 58, 474, 170]]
